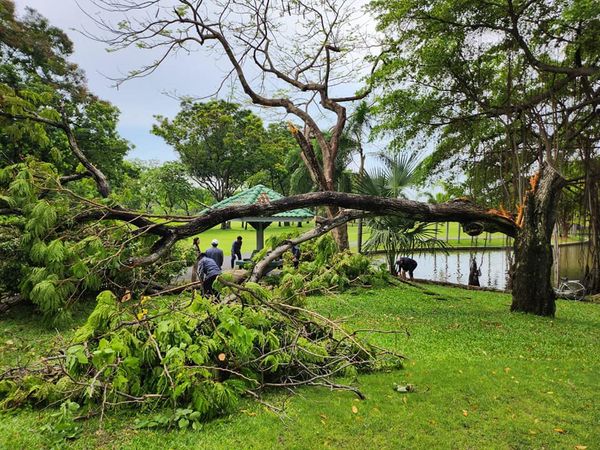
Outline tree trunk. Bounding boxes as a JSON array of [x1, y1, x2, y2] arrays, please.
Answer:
[[327, 205, 349, 250], [510, 164, 565, 316], [357, 218, 363, 254], [583, 159, 600, 294]]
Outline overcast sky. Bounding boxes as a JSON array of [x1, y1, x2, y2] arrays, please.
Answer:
[[13, 0, 388, 175], [14, 0, 236, 161]]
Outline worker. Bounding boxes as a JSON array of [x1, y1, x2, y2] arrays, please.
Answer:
[[205, 239, 224, 268]]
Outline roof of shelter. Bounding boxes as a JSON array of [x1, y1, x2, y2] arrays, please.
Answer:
[[201, 185, 314, 220]]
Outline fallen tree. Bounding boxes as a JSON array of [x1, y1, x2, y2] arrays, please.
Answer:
[[0, 151, 564, 317]]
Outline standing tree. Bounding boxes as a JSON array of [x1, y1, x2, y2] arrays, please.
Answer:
[[244, 122, 297, 196], [153, 100, 266, 203], [0, 1, 129, 187], [370, 0, 600, 314], [347, 101, 373, 253], [85, 0, 380, 249]]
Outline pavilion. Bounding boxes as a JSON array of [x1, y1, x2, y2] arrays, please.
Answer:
[[201, 185, 314, 251]]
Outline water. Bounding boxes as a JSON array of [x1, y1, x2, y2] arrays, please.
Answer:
[[380, 243, 589, 290]]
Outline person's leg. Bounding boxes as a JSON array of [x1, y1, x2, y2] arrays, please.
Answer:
[[203, 275, 218, 297], [203, 278, 212, 296], [231, 255, 235, 269], [409, 262, 417, 280]]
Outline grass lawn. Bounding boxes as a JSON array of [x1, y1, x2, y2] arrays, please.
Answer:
[[1, 285, 599, 449], [178, 220, 584, 255]]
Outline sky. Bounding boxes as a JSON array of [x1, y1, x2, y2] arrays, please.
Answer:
[[14, 0, 233, 161], [13, 0, 383, 169]]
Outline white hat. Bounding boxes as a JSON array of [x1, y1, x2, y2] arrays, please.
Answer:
[[211, 239, 219, 245]]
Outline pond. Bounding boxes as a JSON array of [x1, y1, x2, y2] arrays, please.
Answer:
[[377, 243, 590, 290]]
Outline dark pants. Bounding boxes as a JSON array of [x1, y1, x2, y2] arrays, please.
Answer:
[[203, 275, 219, 298], [397, 262, 417, 279], [231, 250, 242, 268]]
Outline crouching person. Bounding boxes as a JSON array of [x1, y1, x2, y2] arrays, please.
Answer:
[[196, 252, 222, 298], [395, 256, 418, 280]]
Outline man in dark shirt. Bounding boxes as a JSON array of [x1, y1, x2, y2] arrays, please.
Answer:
[[283, 240, 301, 269], [291, 244, 301, 269], [231, 236, 243, 268], [197, 253, 222, 298], [395, 257, 418, 280], [205, 239, 224, 268]]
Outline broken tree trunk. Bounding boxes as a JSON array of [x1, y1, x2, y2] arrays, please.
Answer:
[[510, 164, 566, 316]]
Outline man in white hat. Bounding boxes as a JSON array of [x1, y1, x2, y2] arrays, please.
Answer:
[[205, 238, 224, 269]]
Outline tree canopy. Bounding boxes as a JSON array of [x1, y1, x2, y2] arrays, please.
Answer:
[[153, 100, 270, 202]]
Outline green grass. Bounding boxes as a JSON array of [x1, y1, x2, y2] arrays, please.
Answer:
[[1, 285, 599, 449], [178, 220, 583, 254]]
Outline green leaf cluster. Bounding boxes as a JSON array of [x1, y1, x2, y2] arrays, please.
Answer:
[[1, 287, 390, 429]]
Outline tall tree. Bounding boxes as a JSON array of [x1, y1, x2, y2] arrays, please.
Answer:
[[84, 0, 381, 249], [0, 1, 130, 184], [358, 151, 445, 274], [370, 0, 600, 314], [152, 100, 267, 203], [347, 101, 373, 253], [244, 122, 296, 196]]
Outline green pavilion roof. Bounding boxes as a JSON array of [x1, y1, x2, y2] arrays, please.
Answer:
[[202, 185, 314, 221]]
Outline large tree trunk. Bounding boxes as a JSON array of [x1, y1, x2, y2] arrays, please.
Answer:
[[357, 218, 364, 253], [331, 221, 349, 250], [510, 164, 565, 316], [326, 205, 349, 250], [583, 159, 600, 294]]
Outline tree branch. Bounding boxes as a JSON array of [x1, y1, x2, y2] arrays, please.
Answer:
[[249, 210, 364, 282]]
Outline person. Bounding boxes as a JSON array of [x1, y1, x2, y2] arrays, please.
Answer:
[[196, 252, 222, 298], [191, 237, 201, 282], [283, 240, 301, 269], [205, 239, 224, 268], [468, 257, 481, 287], [231, 236, 243, 268], [395, 256, 418, 280]]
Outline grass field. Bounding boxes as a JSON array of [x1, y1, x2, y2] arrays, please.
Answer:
[[1, 284, 598, 449], [180, 220, 586, 255]]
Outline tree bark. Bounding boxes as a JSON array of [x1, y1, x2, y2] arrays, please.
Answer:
[[510, 164, 566, 316], [330, 212, 349, 250], [583, 159, 600, 294]]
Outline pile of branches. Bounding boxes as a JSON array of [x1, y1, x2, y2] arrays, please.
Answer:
[[253, 233, 392, 297], [0, 281, 403, 429]]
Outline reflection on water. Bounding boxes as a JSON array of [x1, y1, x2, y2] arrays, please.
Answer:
[[381, 243, 589, 290]]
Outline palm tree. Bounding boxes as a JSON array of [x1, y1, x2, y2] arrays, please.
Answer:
[[357, 151, 446, 275]]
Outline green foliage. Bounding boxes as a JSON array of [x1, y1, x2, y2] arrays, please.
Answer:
[[1, 287, 393, 430], [369, 0, 599, 208], [0, 5, 130, 180], [266, 234, 392, 298], [40, 400, 82, 447], [0, 160, 191, 323], [152, 100, 272, 202], [116, 160, 211, 215], [355, 150, 447, 273]]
